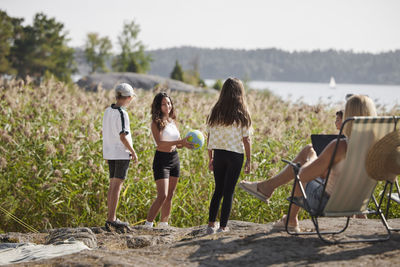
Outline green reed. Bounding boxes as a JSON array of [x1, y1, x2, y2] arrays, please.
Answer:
[[0, 78, 398, 233]]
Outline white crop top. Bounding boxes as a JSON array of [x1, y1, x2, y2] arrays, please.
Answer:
[[161, 121, 180, 141]]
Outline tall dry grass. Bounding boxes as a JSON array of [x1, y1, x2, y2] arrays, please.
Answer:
[[0, 78, 398, 232]]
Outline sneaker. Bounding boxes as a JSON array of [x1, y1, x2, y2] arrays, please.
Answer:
[[206, 222, 220, 234], [157, 222, 169, 228], [217, 227, 229, 233], [105, 219, 129, 231], [206, 226, 217, 234], [143, 221, 154, 228]]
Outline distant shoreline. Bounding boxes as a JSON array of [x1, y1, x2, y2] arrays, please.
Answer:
[[73, 46, 400, 86], [205, 79, 400, 110]]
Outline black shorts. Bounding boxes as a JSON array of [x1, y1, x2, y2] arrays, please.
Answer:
[[153, 150, 180, 180], [108, 160, 130, 180]]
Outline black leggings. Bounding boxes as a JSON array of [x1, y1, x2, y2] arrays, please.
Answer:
[[208, 149, 244, 227]]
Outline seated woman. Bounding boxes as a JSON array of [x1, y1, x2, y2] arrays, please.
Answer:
[[240, 95, 376, 231], [239, 109, 343, 204]]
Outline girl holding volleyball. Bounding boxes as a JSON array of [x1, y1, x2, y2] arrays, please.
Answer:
[[206, 78, 252, 233], [145, 92, 193, 228]]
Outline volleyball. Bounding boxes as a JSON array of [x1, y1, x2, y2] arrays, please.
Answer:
[[186, 130, 205, 150]]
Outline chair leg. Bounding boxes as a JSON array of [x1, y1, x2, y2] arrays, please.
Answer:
[[370, 194, 392, 240], [312, 216, 350, 235], [316, 196, 392, 244], [384, 179, 400, 232], [313, 217, 352, 244], [385, 182, 393, 218], [286, 197, 351, 236], [378, 182, 390, 216]]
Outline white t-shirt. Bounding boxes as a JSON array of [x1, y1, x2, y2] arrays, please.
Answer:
[[102, 104, 133, 160]]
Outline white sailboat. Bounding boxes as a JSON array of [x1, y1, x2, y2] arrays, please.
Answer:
[[329, 76, 336, 88]]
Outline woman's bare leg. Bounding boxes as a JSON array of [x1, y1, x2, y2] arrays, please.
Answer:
[[287, 168, 324, 226], [257, 144, 317, 198], [146, 179, 168, 222], [160, 177, 179, 222], [287, 202, 301, 226]]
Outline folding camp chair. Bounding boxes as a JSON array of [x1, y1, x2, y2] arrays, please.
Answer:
[[283, 116, 400, 244]]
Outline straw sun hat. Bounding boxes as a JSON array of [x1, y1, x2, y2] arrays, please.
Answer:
[[366, 130, 400, 182]]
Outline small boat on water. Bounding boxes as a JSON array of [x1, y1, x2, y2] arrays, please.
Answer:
[[329, 76, 336, 88]]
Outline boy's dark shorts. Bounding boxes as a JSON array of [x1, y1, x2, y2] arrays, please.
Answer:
[[108, 160, 130, 180]]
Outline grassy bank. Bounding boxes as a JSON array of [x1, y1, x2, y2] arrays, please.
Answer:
[[0, 78, 398, 233]]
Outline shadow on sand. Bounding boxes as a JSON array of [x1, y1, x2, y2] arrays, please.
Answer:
[[174, 228, 400, 266]]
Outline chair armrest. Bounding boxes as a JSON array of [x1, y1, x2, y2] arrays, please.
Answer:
[[282, 159, 301, 175]]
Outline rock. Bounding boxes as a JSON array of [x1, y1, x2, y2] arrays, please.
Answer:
[[45, 227, 97, 248], [0, 232, 46, 244], [90, 226, 105, 234], [3, 219, 400, 266], [104, 224, 131, 234], [77, 72, 215, 93], [0, 243, 22, 249], [0, 233, 21, 243], [133, 225, 179, 234], [126, 235, 154, 248]]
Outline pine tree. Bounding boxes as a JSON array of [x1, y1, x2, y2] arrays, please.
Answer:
[[212, 79, 223, 90], [170, 60, 184, 81]]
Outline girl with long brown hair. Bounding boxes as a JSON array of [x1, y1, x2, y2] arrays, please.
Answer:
[[206, 78, 252, 233]]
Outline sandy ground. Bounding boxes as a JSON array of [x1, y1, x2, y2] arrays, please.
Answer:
[[1, 218, 400, 266]]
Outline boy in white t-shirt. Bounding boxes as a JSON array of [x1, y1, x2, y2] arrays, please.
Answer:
[[103, 83, 138, 230]]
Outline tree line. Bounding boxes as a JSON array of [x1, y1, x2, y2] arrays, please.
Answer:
[[147, 47, 400, 85], [0, 10, 151, 83], [2, 10, 399, 85], [0, 11, 76, 82]]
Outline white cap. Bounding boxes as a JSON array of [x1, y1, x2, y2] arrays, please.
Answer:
[[115, 83, 136, 97]]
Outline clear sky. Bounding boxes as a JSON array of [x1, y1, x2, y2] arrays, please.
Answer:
[[2, 0, 399, 53]]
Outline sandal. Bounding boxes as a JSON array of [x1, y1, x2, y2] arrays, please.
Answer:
[[272, 215, 300, 233], [239, 181, 271, 203]]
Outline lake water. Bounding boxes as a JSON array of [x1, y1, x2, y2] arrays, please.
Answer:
[[206, 80, 400, 111]]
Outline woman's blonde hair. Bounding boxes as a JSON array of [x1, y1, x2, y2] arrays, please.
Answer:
[[207, 78, 251, 128], [343, 95, 377, 137]]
